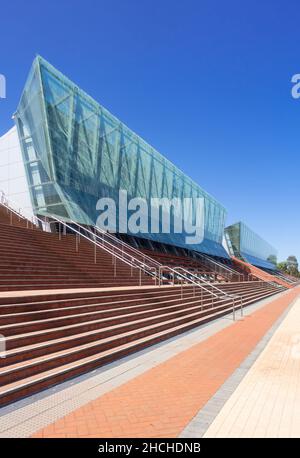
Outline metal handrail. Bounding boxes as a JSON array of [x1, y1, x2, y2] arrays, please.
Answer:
[[75, 222, 242, 303], [0, 195, 29, 224], [47, 217, 159, 284], [93, 225, 161, 268], [202, 253, 242, 277], [72, 221, 245, 307], [91, 223, 243, 284], [0, 192, 244, 308], [0, 195, 159, 284], [72, 220, 161, 270], [158, 265, 243, 318], [0, 191, 49, 231], [52, 219, 243, 306], [195, 251, 237, 275], [158, 265, 219, 298], [172, 266, 242, 301], [66, 221, 161, 279], [193, 251, 243, 281]]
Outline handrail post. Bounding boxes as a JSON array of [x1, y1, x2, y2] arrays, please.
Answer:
[[240, 297, 243, 317], [233, 298, 236, 321], [139, 268, 142, 286], [94, 243, 97, 264]]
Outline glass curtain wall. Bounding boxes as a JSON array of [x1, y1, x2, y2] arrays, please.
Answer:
[[225, 222, 277, 269], [15, 56, 228, 257]]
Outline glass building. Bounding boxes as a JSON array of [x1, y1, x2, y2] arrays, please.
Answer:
[[225, 222, 277, 270], [14, 56, 228, 258]]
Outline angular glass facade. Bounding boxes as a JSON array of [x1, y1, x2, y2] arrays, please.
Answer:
[[14, 56, 228, 257], [225, 222, 277, 270]]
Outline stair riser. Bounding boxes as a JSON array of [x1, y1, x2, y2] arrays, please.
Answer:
[[0, 285, 197, 305], [0, 281, 153, 292], [0, 290, 198, 314], [0, 294, 207, 325], [0, 300, 237, 388], [1, 300, 235, 369], [0, 297, 224, 337], [2, 288, 277, 351], [0, 300, 256, 408]]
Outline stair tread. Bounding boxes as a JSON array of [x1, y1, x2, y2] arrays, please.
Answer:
[[0, 304, 241, 397]]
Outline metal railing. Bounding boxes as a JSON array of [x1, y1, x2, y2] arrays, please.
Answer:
[[75, 221, 162, 271], [0, 191, 243, 315], [193, 251, 244, 282], [0, 190, 49, 231], [47, 216, 159, 285], [71, 221, 242, 304], [157, 264, 243, 318]]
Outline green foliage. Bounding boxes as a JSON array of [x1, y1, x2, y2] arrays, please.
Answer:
[[277, 261, 288, 272], [277, 257, 300, 278]]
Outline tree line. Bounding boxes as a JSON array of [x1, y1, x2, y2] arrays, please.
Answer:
[[277, 255, 300, 278]]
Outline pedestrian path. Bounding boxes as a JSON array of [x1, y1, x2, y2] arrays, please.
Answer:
[[204, 295, 300, 438]]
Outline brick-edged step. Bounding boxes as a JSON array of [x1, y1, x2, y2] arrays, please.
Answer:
[[0, 292, 224, 337], [0, 296, 236, 382], [0, 288, 192, 314], [0, 286, 280, 408], [0, 289, 208, 325], [1, 286, 279, 367], [0, 281, 280, 327]]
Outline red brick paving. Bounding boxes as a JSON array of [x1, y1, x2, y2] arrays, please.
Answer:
[[33, 288, 299, 438]]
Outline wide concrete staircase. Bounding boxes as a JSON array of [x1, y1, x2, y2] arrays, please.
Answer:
[[0, 220, 154, 291], [0, 281, 284, 406]]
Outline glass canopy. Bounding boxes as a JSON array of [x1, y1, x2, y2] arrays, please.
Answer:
[[15, 56, 228, 258], [225, 222, 277, 270]]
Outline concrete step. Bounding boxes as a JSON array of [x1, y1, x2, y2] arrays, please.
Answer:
[[0, 287, 279, 407]]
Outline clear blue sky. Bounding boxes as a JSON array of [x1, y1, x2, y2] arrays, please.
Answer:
[[0, 0, 299, 262]]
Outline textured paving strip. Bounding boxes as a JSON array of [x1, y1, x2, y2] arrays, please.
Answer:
[[204, 296, 300, 438], [30, 288, 299, 438]]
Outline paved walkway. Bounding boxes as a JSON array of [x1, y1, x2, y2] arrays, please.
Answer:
[[204, 296, 300, 438], [31, 288, 299, 438]]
